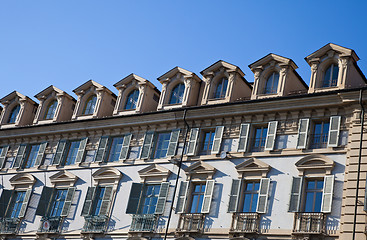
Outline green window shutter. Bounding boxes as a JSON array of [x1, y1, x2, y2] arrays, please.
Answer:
[[167, 129, 180, 157], [288, 177, 303, 212], [328, 116, 341, 147], [36, 187, 54, 216], [81, 187, 96, 216], [201, 180, 215, 213], [296, 119, 310, 149], [237, 124, 250, 152], [18, 189, 32, 218], [256, 178, 270, 214], [228, 179, 242, 213], [75, 137, 88, 164], [211, 126, 224, 154], [99, 186, 113, 216], [119, 134, 132, 161], [95, 136, 110, 163], [140, 132, 154, 159], [13, 144, 27, 169], [0, 146, 9, 169], [155, 182, 170, 214], [187, 128, 199, 156], [176, 181, 189, 213], [0, 190, 13, 217], [321, 175, 334, 213], [265, 121, 278, 151], [61, 187, 76, 217], [53, 140, 67, 166], [126, 183, 143, 214], [34, 142, 48, 167]]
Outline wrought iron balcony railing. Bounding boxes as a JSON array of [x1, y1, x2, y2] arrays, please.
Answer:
[[251, 138, 266, 152], [38, 216, 64, 233], [176, 213, 205, 232], [293, 212, 325, 234], [129, 214, 158, 232], [309, 134, 328, 149], [82, 215, 108, 233], [0, 218, 20, 234], [230, 212, 259, 233]]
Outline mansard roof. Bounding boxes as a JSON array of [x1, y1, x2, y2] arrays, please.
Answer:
[[0, 91, 36, 105], [248, 53, 298, 71], [114, 73, 158, 91], [73, 79, 114, 96], [305, 43, 360, 65], [34, 85, 74, 101], [157, 66, 201, 83]]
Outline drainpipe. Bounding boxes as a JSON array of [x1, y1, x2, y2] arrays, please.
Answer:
[[352, 89, 365, 240], [164, 109, 189, 240]]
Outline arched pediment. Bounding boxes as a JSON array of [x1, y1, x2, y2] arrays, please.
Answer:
[[92, 167, 122, 181], [296, 154, 334, 176], [138, 164, 171, 182], [50, 170, 78, 186], [10, 173, 36, 187], [235, 158, 270, 178], [184, 161, 216, 180]]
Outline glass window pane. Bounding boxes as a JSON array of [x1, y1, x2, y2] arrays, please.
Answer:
[[108, 137, 124, 162], [65, 140, 81, 165], [169, 83, 185, 104], [154, 133, 171, 159], [8, 105, 20, 124], [304, 192, 314, 212], [83, 95, 97, 115], [125, 90, 139, 110], [314, 192, 323, 212], [25, 144, 40, 168], [44, 100, 58, 120]]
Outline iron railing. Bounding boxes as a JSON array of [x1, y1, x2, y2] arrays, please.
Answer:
[[251, 138, 266, 152], [293, 213, 325, 234], [176, 213, 205, 232], [0, 218, 20, 234], [82, 215, 108, 233], [309, 134, 328, 149], [230, 212, 259, 233], [38, 216, 64, 233], [129, 214, 158, 232]]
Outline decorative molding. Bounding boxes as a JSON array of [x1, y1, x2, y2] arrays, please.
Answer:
[[235, 157, 270, 178], [184, 161, 216, 180], [295, 154, 334, 176], [49, 170, 78, 187], [138, 163, 171, 182], [10, 173, 36, 188]]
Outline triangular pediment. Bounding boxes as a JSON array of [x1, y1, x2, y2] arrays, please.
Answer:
[[305, 43, 359, 64], [92, 167, 122, 181], [235, 157, 270, 173], [114, 73, 154, 88], [34, 85, 73, 101], [249, 53, 298, 71], [138, 164, 171, 181], [50, 170, 78, 185], [184, 161, 216, 177], [0, 91, 35, 105], [10, 173, 36, 186], [158, 66, 200, 83], [201, 60, 245, 77], [73, 79, 113, 95]]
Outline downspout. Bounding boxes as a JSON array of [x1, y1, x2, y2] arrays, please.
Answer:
[[164, 109, 189, 240], [352, 89, 364, 240]]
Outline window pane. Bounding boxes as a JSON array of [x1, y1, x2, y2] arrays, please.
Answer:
[[125, 90, 139, 110], [314, 192, 323, 212], [44, 100, 58, 120], [214, 78, 228, 99], [8, 105, 20, 124], [108, 137, 124, 162], [10, 191, 26, 218], [65, 141, 81, 165], [169, 83, 185, 104], [304, 192, 314, 212], [154, 133, 171, 159], [49, 189, 67, 217], [139, 184, 161, 214], [83, 95, 97, 115], [25, 144, 40, 168]]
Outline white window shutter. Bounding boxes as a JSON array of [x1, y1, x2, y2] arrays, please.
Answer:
[[328, 116, 341, 147], [34, 142, 48, 167], [155, 182, 170, 214], [75, 138, 88, 164], [265, 121, 278, 151], [61, 187, 76, 217], [288, 177, 303, 212], [81, 187, 96, 216], [95, 136, 110, 163], [321, 175, 334, 213], [237, 124, 250, 152], [211, 126, 224, 154], [119, 134, 132, 161], [187, 128, 199, 156], [13, 144, 27, 169], [256, 178, 270, 213], [18, 189, 32, 218], [201, 180, 215, 213], [140, 132, 154, 159], [99, 186, 113, 216], [296, 119, 310, 149], [176, 181, 189, 213], [167, 129, 180, 157], [52, 140, 67, 166], [0, 146, 9, 169], [228, 179, 242, 213]]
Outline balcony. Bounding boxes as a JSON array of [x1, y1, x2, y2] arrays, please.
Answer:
[[0, 218, 20, 234], [309, 134, 328, 149], [82, 216, 108, 233], [38, 216, 64, 233], [176, 213, 205, 233], [129, 214, 158, 232], [230, 213, 259, 233], [293, 213, 325, 234]]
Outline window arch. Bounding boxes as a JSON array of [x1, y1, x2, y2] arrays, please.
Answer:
[[214, 77, 228, 99], [322, 64, 339, 88], [169, 83, 185, 104], [8, 105, 20, 124], [83, 95, 97, 115], [264, 72, 279, 94], [44, 100, 57, 120], [124, 89, 139, 110]]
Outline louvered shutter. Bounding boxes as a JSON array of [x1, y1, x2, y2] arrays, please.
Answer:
[[34, 142, 47, 167], [238, 124, 250, 152], [296, 119, 310, 149], [321, 175, 334, 213], [201, 180, 215, 213], [212, 126, 224, 154], [256, 178, 270, 213], [95, 136, 110, 163], [155, 182, 170, 214], [288, 177, 303, 212], [265, 121, 278, 151], [18, 189, 32, 218], [176, 181, 189, 213], [328, 116, 341, 147], [126, 183, 143, 214], [187, 128, 199, 156], [228, 179, 242, 212], [167, 129, 180, 157], [99, 186, 113, 216], [13, 144, 27, 169], [119, 134, 132, 161], [0, 146, 9, 169], [36, 187, 54, 216], [61, 187, 76, 217], [81, 187, 96, 216], [140, 132, 154, 159], [0, 190, 13, 216], [53, 140, 67, 165], [75, 138, 88, 164]]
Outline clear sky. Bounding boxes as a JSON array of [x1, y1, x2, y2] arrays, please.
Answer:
[[1, 1, 367, 101]]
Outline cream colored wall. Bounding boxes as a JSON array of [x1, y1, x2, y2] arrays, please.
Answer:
[[140, 87, 160, 113]]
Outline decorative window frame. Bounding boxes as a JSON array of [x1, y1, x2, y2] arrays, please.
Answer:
[[49, 170, 79, 188], [10, 173, 36, 189], [184, 161, 216, 181], [138, 163, 171, 183], [235, 157, 270, 179], [295, 154, 334, 177], [92, 167, 122, 188]]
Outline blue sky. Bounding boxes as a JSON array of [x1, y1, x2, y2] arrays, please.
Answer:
[[1, 1, 367, 100]]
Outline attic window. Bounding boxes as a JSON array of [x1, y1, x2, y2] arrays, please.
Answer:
[[44, 100, 57, 120], [124, 89, 139, 110], [322, 64, 338, 88], [83, 95, 97, 115], [264, 72, 279, 94], [8, 105, 20, 124], [169, 83, 185, 104], [214, 77, 228, 99]]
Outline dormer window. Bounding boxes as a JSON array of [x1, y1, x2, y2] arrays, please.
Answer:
[[44, 100, 57, 120], [8, 105, 20, 124], [125, 89, 139, 110], [322, 64, 339, 88], [83, 95, 97, 115], [214, 77, 228, 99], [169, 83, 185, 104], [264, 72, 279, 94]]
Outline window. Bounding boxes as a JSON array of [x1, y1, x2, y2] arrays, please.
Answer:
[[52, 138, 88, 166], [252, 127, 267, 152], [169, 83, 185, 104], [310, 121, 329, 149], [8, 191, 26, 218], [125, 89, 139, 110], [49, 189, 68, 217], [153, 132, 171, 159], [13, 143, 47, 169], [140, 130, 180, 160], [264, 72, 279, 94], [190, 183, 206, 213], [0, 189, 32, 221], [107, 137, 124, 162], [93, 187, 106, 216], [23, 144, 40, 168], [214, 77, 228, 99], [83, 95, 97, 115], [304, 179, 323, 213], [322, 64, 338, 88], [242, 181, 259, 213], [64, 140, 80, 165], [44, 100, 57, 120], [140, 185, 160, 214], [8, 105, 20, 124], [81, 185, 113, 217], [95, 135, 131, 163], [200, 130, 215, 155]]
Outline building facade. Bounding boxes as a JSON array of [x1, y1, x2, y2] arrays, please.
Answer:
[[0, 43, 366, 240]]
